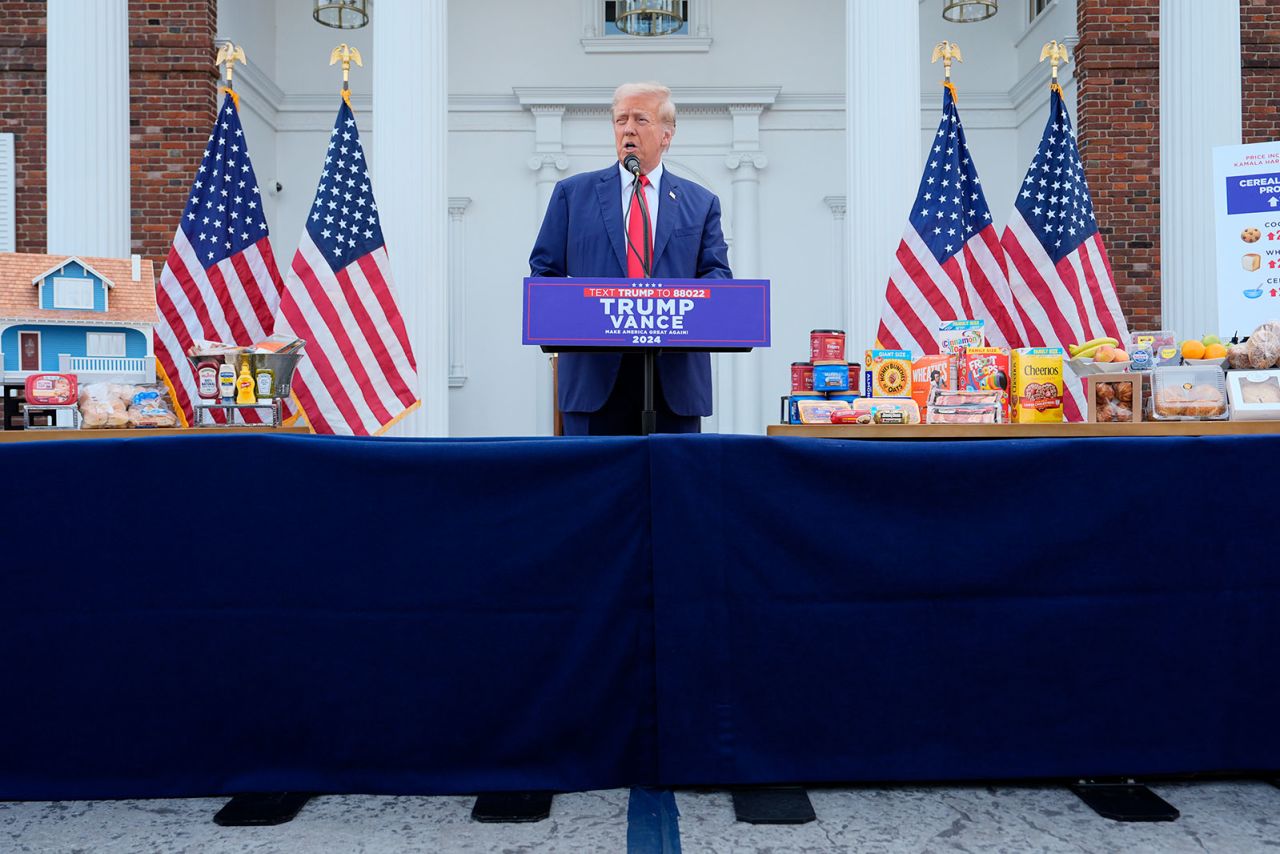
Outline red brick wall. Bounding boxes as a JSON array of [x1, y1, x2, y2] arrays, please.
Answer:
[[1242, 1, 1280, 144], [1075, 0, 1162, 331], [0, 1, 47, 253], [129, 0, 219, 267]]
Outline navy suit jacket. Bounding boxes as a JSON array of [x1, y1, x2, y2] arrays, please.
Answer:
[[529, 163, 732, 416]]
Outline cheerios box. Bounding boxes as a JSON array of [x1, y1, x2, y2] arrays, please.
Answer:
[[863, 349, 913, 397], [1010, 347, 1065, 423]]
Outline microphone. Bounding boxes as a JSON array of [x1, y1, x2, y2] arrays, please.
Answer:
[[622, 154, 642, 177]]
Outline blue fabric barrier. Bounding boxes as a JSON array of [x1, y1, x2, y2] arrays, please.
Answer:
[[3, 431, 1278, 798], [0, 434, 656, 799], [649, 434, 1280, 784]]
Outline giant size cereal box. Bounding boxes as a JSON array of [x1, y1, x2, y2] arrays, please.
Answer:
[[1010, 347, 1065, 423], [863, 349, 913, 397]]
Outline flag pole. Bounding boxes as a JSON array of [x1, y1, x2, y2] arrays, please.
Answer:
[[215, 42, 246, 109], [931, 40, 962, 100], [329, 43, 363, 108], [1039, 40, 1070, 96]]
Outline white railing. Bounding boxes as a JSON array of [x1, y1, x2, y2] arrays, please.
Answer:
[[59, 355, 157, 383]]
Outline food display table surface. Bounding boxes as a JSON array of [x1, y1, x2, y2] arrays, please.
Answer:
[[0, 426, 310, 442], [2, 432, 1277, 799], [768, 420, 1280, 439]]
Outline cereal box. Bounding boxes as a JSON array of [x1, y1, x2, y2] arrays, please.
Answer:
[[958, 346, 1010, 420], [910, 354, 954, 414], [937, 320, 985, 355], [1010, 347, 1065, 423], [863, 349, 912, 397]]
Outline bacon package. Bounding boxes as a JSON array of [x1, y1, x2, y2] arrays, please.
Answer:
[[925, 388, 1005, 423]]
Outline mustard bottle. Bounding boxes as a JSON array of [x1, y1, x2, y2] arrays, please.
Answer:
[[235, 358, 256, 405]]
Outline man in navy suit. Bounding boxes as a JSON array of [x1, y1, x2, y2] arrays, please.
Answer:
[[529, 82, 733, 435]]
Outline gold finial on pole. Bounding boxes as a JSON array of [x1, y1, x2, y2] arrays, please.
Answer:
[[1040, 40, 1070, 88], [931, 41, 963, 82], [329, 43, 363, 92], [215, 43, 247, 89]]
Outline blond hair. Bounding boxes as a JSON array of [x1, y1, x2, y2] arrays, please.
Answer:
[[612, 82, 676, 129]]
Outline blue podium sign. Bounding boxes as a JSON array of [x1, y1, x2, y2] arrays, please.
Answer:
[[522, 277, 770, 351]]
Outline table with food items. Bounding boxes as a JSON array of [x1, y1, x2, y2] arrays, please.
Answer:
[[772, 322, 1280, 435]]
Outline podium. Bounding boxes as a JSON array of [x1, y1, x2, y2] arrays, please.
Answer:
[[523, 277, 771, 434]]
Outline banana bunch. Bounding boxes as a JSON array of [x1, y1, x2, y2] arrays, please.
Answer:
[[1068, 337, 1119, 359]]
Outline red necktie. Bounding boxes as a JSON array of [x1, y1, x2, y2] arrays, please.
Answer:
[[626, 174, 652, 278]]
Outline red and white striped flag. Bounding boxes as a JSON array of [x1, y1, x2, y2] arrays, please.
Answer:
[[274, 97, 420, 435], [1000, 85, 1130, 420], [154, 92, 285, 425], [876, 84, 1025, 354]]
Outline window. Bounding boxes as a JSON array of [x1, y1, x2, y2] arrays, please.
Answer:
[[1028, 0, 1053, 22], [52, 277, 94, 309], [583, 0, 709, 53], [86, 332, 126, 357], [604, 1, 689, 36]]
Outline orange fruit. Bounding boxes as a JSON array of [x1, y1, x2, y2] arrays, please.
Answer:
[[1112, 349, 1130, 362], [1181, 340, 1206, 360], [1203, 342, 1228, 359]]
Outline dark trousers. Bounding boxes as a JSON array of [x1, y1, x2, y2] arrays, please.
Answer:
[[561, 353, 703, 436]]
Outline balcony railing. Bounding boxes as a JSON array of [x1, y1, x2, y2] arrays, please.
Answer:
[[58, 355, 157, 383]]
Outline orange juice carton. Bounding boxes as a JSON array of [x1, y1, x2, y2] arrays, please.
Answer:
[[911, 354, 954, 414], [958, 346, 1010, 419], [1010, 347, 1065, 422], [938, 320, 985, 355], [863, 349, 913, 397]]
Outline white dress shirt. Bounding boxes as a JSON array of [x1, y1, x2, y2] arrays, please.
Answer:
[[619, 160, 662, 245]]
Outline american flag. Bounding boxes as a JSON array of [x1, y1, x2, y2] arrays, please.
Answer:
[[155, 92, 285, 425], [876, 84, 1024, 354], [274, 98, 420, 435], [1000, 85, 1129, 420]]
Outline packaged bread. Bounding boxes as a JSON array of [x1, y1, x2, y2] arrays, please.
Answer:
[[1247, 327, 1280, 369], [127, 384, 178, 428], [78, 382, 132, 429]]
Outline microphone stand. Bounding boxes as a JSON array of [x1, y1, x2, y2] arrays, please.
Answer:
[[629, 172, 658, 436]]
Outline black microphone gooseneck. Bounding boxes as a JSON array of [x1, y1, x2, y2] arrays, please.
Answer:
[[622, 155, 658, 435]]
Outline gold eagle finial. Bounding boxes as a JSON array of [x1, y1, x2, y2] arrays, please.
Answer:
[[329, 44, 363, 90], [1040, 40, 1071, 83], [215, 43, 247, 88], [931, 41, 963, 82]]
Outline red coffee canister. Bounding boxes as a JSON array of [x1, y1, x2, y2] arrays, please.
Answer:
[[790, 361, 814, 392], [846, 362, 862, 394], [810, 329, 845, 364]]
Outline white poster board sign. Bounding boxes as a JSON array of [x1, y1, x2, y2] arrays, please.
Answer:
[[1214, 141, 1280, 337]]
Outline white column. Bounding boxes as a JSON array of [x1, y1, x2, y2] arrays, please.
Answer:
[[46, 0, 130, 256], [845, 0, 919, 348], [722, 104, 767, 434], [525, 104, 568, 436], [447, 197, 471, 388], [375, 0, 449, 436], [1160, 0, 1241, 337]]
